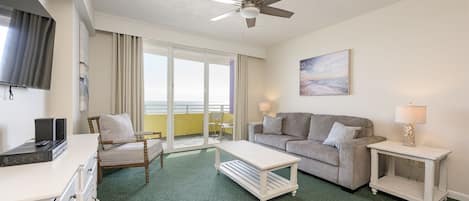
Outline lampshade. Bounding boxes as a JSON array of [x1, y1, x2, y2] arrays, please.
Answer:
[[395, 105, 427, 124], [258, 101, 272, 112]]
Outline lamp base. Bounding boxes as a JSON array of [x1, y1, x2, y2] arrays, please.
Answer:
[[402, 124, 416, 147]]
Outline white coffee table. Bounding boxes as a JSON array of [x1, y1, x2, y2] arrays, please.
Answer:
[[214, 141, 300, 201]]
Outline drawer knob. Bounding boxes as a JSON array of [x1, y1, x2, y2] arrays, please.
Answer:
[[69, 195, 77, 201]]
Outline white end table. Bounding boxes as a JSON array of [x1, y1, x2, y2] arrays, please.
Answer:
[[367, 141, 451, 201]]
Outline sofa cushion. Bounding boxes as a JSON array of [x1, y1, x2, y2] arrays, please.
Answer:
[[263, 116, 283, 134], [276, 113, 312, 138], [323, 122, 361, 148], [254, 134, 303, 150], [308, 114, 374, 141], [286, 140, 339, 166]]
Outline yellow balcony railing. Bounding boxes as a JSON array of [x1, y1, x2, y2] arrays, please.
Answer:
[[143, 103, 233, 138]]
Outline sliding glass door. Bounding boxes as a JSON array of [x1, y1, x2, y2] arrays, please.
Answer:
[[143, 45, 169, 149], [144, 42, 235, 152], [208, 55, 233, 144], [173, 49, 206, 149]]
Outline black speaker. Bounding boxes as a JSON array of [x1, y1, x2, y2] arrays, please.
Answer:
[[35, 118, 67, 142], [55, 118, 67, 141], [35, 118, 56, 142]]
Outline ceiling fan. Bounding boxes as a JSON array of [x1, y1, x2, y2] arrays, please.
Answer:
[[210, 0, 294, 28]]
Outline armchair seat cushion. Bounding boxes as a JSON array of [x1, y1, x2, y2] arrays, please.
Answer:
[[99, 139, 163, 166], [286, 140, 339, 166], [254, 134, 303, 150]]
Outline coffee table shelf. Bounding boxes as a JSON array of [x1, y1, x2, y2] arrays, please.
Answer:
[[219, 160, 297, 200], [215, 141, 300, 201]]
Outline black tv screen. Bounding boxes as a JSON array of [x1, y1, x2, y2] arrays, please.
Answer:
[[0, 0, 55, 90]]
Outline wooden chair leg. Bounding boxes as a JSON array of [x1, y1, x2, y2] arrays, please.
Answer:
[[97, 162, 103, 184], [143, 140, 149, 184], [145, 164, 149, 184], [160, 151, 164, 168]]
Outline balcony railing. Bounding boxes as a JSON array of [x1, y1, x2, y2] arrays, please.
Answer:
[[145, 103, 231, 114]]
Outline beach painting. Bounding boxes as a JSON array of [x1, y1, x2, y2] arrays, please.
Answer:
[[300, 50, 350, 96]]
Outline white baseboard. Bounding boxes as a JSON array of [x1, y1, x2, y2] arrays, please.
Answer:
[[449, 190, 469, 201]]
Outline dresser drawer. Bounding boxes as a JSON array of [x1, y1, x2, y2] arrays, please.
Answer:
[[58, 173, 79, 201], [80, 152, 97, 189], [78, 166, 98, 201]]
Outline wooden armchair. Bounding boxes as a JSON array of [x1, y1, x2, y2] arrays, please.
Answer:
[[88, 115, 164, 184]]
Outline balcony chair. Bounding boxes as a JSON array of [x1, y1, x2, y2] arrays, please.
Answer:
[[87, 113, 163, 184], [208, 112, 224, 137]]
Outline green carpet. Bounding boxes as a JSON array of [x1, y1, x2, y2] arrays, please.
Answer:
[[98, 149, 456, 201]]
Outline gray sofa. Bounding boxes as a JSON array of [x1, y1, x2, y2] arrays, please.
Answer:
[[248, 112, 385, 190]]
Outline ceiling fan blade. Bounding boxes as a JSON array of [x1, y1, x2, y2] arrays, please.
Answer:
[[211, 9, 240, 21], [246, 18, 256, 28], [262, 0, 282, 6], [260, 6, 294, 18]]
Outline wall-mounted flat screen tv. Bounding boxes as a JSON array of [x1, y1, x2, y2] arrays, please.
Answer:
[[0, 0, 55, 90]]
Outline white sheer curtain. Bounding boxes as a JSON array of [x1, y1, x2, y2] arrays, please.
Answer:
[[234, 54, 249, 140], [111, 33, 144, 132]]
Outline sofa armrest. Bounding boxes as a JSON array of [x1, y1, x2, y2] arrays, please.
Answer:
[[337, 136, 386, 190], [248, 122, 263, 142]]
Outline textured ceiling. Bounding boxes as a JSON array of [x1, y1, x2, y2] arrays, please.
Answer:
[[94, 0, 399, 47]]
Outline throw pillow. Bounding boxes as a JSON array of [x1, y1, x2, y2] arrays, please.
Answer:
[[263, 116, 283, 135], [323, 122, 361, 148], [99, 113, 135, 143]]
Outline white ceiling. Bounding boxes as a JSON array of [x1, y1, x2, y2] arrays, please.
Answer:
[[94, 0, 399, 47]]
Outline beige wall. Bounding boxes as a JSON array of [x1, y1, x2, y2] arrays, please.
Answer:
[[265, 0, 469, 198], [41, 0, 83, 134], [0, 87, 48, 152]]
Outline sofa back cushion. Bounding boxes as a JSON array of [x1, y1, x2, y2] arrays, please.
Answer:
[[308, 114, 374, 141], [276, 113, 312, 138]]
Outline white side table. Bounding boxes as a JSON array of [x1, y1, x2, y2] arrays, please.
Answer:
[[367, 141, 451, 201]]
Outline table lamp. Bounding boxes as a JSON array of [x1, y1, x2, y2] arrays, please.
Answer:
[[258, 101, 272, 116], [395, 104, 427, 146]]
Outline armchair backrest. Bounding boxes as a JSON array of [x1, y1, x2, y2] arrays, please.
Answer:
[[88, 116, 101, 133]]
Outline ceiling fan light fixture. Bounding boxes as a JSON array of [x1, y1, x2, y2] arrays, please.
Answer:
[[240, 5, 260, 19]]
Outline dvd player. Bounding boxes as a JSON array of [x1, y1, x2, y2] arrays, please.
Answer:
[[0, 140, 67, 167]]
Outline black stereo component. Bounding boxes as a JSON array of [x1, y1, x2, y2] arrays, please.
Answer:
[[0, 140, 67, 167]]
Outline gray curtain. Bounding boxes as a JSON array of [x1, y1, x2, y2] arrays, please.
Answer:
[[111, 33, 144, 132], [234, 55, 249, 140], [1, 9, 55, 89]]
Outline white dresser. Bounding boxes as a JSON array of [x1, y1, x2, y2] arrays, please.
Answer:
[[0, 134, 99, 201]]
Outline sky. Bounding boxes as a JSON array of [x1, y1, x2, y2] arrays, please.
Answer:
[[144, 53, 231, 105], [0, 25, 8, 79], [0, 25, 7, 62]]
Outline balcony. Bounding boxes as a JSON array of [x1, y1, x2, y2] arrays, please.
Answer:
[[144, 103, 233, 149]]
